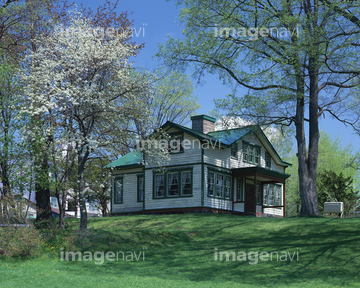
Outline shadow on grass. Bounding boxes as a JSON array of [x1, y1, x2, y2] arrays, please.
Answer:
[[51, 215, 360, 287]]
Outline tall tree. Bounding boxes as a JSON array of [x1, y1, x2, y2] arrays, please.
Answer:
[[285, 131, 360, 216], [158, 0, 360, 215], [19, 12, 151, 229]]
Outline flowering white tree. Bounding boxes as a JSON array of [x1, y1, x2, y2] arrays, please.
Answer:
[[20, 11, 151, 229]]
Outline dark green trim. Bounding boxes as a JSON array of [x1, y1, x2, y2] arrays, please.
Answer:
[[113, 176, 123, 204], [111, 164, 143, 170], [145, 162, 201, 170], [137, 175, 144, 202], [110, 177, 113, 214], [201, 147, 204, 207], [190, 114, 216, 122], [142, 166, 145, 211], [232, 166, 291, 180], [153, 168, 194, 199], [112, 170, 144, 176], [207, 165, 232, 175]]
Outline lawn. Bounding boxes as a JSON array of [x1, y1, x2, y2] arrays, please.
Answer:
[[1, 214, 360, 287]]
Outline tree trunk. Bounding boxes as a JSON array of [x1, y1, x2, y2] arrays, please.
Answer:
[[78, 153, 87, 229], [35, 156, 52, 221]]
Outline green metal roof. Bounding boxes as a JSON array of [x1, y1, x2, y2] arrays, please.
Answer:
[[207, 126, 256, 146], [105, 150, 143, 169]]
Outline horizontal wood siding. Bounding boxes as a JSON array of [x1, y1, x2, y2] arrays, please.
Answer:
[[144, 164, 202, 210], [233, 203, 244, 212], [203, 133, 286, 173], [112, 168, 143, 214], [145, 133, 202, 168], [263, 207, 283, 216], [256, 205, 262, 213]]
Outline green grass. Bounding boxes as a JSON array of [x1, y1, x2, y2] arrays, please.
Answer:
[[1, 214, 360, 287]]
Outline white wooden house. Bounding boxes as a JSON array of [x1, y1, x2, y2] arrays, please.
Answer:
[[106, 115, 291, 217]]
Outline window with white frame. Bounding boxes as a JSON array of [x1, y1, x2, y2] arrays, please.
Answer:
[[154, 170, 192, 198], [243, 142, 261, 165], [114, 177, 123, 204], [208, 172, 215, 196], [208, 170, 232, 200], [263, 184, 282, 207]]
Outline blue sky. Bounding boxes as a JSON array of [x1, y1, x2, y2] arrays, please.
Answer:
[[76, 0, 359, 151]]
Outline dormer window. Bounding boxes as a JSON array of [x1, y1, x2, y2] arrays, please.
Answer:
[[231, 143, 238, 158], [243, 141, 260, 165], [265, 152, 271, 168]]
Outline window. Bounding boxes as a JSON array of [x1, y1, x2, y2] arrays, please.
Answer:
[[243, 142, 260, 165], [257, 183, 262, 205], [263, 185, 268, 205], [237, 178, 244, 201], [155, 174, 165, 197], [265, 152, 271, 168], [114, 177, 123, 204], [208, 172, 215, 196], [154, 170, 192, 198], [182, 171, 192, 195], [168, 173, 179, 196], [208, 170, 232, 200], [216, 174, 224, 197], [51, 197, 58, 208], [137, 175, 144, 202], [225, 176, 232, 199], [275, 185, 281, 206], [168, 133, 183, 153], [268, 185, 274, 205], [263, 184, 282, 207], [231, 143, 238, 158]]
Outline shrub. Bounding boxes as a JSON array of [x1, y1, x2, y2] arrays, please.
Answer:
[[0, 225, 43, 258]]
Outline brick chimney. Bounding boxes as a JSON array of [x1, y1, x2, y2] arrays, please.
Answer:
[[191, 115, 216, 134]]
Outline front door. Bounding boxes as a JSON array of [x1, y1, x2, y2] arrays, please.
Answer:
[[245, 184, 255, 215]]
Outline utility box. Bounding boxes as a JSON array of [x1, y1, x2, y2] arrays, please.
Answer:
[[324, 202, 344, 218]]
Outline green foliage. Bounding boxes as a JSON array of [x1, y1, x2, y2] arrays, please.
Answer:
[[317, 170, 359, 215], [0, 225, 43, 258], [286, 131, 360, 216]]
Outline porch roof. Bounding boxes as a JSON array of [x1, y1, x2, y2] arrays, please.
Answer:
[[232, 167, 291, 182], [104, 150, 143, 169]]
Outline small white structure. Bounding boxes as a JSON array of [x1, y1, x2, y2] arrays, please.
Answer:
[[324, 202, 344, 218]]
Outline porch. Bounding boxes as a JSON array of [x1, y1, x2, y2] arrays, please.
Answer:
[[232, 167, 291, 217]]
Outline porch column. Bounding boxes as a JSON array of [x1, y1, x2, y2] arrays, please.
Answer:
[[254, 174, 257, 216], [283, 181, 286, 217]]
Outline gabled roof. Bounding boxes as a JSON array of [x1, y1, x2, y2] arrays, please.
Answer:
[[162, 121, 228, 147], [163, 122, 291, 167], [104, 150, 143, 169], [106, 121, 291, 169]]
